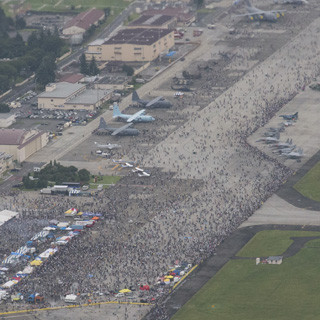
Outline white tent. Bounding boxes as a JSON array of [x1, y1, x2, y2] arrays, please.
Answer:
[[0, 210, 18, 226]]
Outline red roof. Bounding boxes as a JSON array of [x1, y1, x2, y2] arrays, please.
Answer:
[[59, 73, 84, 83], [64, 8, 105, 32], [0, 129, 26, 145]]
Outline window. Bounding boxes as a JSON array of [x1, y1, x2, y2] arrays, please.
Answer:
[[134, 47, 142, 50], [114, 47, 121, 50]]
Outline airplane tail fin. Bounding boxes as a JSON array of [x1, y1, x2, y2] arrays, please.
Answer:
[[132, 90, 140, 102], [99, 117, 108, 129], [113, 103, 122, 117], [294, 112, 298, 119]]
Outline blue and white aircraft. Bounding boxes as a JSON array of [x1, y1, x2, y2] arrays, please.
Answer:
[[113, 103, 155, 123]]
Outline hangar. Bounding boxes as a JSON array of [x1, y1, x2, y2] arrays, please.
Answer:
[[0, 129, 49, 162]]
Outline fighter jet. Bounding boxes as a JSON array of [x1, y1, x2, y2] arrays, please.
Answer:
[[96, 117, 139, 136], [113, 103, 155, 123], [132, 91, 172, 108], [279, 112, 298, 121], [256, 136, 280, 144], [234, 0, 285, 22], [272, 138, 293, 149], [283, 148, 304, 159], [274, 0, 308, 4], [94, 142, 121, 150]]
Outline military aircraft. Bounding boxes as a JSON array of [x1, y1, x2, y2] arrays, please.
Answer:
[[283, 148, 304, 159], [94, 142, 121, 150], [234, 0, 285, 22], [138, 171, 151, 177], [113, 103, 155, 123], [132, 167, 144, 173], [132, 91, 172, 108], [279, 112, 298, 121], [274, 0, 308, 4], [96, 117, 139, 136], [272, 138, 293, 149], [256, 136, 280, 144]]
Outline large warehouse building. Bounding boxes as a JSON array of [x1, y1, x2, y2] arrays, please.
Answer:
[[38, 82, 112, 111], [0, 129, 48, 162], [86, 28, 174, 62]]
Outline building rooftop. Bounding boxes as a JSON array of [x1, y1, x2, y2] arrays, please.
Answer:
[[0, 129, 26, 145], [38, 82, 85, 99], [63, 8, 105, 32], [65, 89, 112, 105], [59, 73, 84, 84], [89, 38, 105, 46], [104, 28, 173, 46], [0, 112, 15, 119], [142, 7, 195, 23], [128, 14, 175, 27]]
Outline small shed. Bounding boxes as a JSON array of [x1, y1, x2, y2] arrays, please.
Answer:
[[266, 256, 283, 265]]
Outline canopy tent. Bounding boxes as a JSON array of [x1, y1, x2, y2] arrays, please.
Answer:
[[0, 210, 18, 227], [119, 289, 131, 293], [2, 280, 18, 288], [166, 51, 176, 57], [22, 266, 34, 274], [31, 231, 50, 241], [30, 260, 43, 266]]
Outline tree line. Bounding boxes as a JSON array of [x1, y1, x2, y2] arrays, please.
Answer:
[[22, 161, 91, 189], [0, 8, 67, 93]]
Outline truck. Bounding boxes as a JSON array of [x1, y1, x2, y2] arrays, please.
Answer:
[[64, 294, 79, 303], [27, 293, 44, 303], [40, 188, 52, 195]]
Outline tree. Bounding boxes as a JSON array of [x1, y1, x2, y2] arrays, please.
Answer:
[[79, 53, 88, 75], [0, 103, 10, 113], [89, 57, 99, 76], [194, 0, 204, 9], [15, 17, 26, 30], [35, 55, 56, 87], [78, 169, 90, 182], [122, 64, 134, 76]]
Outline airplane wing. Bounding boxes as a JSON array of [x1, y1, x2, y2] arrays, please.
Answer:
[[111, 123, 133, 136], [127, 110, 146, 123], [146, 96, 163, 107]]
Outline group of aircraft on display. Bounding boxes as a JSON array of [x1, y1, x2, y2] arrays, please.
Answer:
[[233, 0, 308, 22], [257, 112, 303, 160], [112, 160, 151, 177], [95, 91, 172, 136], [93, 91, 173, 177]]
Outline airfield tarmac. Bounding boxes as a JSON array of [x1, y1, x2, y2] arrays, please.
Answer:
[[3, 0, 320, 319]]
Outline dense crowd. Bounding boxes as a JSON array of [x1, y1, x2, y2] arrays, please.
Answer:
[[0, 10, 319, 320]]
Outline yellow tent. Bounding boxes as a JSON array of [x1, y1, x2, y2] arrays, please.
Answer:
[[77, 212, 83, 216], [30, 260, 43, 266], [119, 289, 131, 293], [165, 275, 173, 279]]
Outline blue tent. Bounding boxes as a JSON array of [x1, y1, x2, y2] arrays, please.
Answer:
[[166, 51, 176, 57]]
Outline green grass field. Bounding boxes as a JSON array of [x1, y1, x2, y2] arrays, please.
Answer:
[[294, 161, 320, 202], [89, 175, 121, 189], [173, 230, 320, 320], [2, 0, 129, 15]]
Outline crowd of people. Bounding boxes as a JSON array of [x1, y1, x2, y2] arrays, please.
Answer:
[[0, 10, 319, 320]]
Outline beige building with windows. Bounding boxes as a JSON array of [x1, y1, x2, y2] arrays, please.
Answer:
[[86, 28, 174, 62], [38, 82, 112, 111], [0, 129, 48, 162]]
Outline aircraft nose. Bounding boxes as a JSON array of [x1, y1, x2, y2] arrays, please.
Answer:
[[151, 117, 155, 121]]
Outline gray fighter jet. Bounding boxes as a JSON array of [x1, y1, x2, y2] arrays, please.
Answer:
[[132, 91, 172, 109], [234, 0, 285, 22], [96, 118, 139, 136]]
